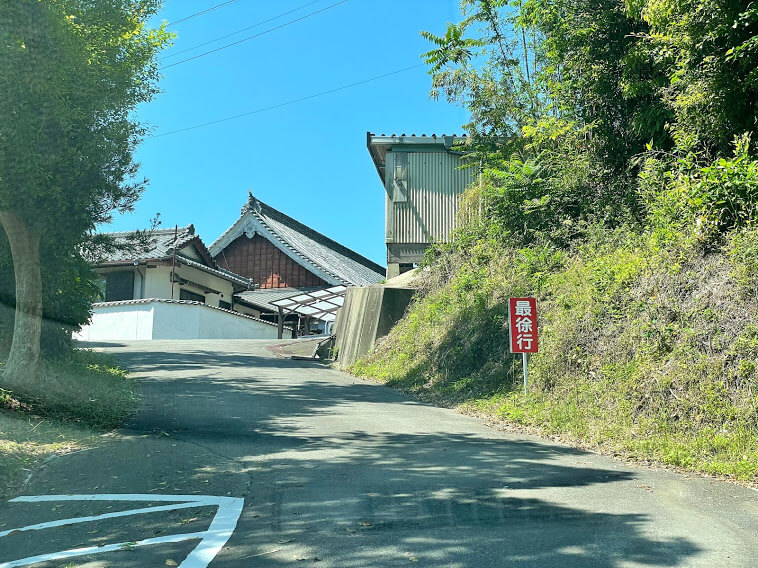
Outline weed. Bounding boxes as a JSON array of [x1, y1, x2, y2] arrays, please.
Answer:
[[3, 349, 138, 429]]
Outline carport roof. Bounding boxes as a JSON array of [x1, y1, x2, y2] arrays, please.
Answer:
[[270, 285, 347, 323], [235, 287, 324, 314]]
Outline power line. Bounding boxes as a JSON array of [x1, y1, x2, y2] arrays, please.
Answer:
[[161, 0, 350, 70], [162, 0, 323, 60], [166, 0, 244, 27], [149, 64, 425, 138]]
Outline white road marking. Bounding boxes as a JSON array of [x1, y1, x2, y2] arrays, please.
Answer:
[[0, 501, 203, 538], [0, 494, 244, 568], [0, 532, 204, 568]]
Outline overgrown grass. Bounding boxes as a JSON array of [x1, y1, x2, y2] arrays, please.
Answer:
[[0, 349, 137, 496], [352, 227, 758, 483], [2, 349, 138, 429]]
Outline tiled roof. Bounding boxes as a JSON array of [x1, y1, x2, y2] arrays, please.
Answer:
[[236, 287, 325, 313], [98, 225, 207, 263], [178, 257, 251, 287], [95, 225, 252, 288], [209, 194, 386, 287]]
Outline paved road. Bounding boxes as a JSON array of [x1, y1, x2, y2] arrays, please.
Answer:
[[1, 340, 757, 567]]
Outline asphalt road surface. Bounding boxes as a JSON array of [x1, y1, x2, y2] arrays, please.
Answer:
[[1, 340, 757, 567]]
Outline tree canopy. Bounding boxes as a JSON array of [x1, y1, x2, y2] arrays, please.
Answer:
[[0, 0, 170, 390], [422, 0, 758, 248]]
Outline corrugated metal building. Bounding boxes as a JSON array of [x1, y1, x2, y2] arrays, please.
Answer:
[[367, 133, 476, 277]]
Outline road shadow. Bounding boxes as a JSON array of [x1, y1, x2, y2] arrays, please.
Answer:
[[5, 342, 705, 567]]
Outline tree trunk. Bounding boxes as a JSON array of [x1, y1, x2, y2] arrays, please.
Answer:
[[0, 210, 42, 391]]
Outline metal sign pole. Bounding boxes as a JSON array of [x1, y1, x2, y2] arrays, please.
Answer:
[[523, 352, 528, 395]]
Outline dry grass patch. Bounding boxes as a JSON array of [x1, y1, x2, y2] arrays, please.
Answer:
[[0, 410, 101, 497], [0, 349, 137, 496]]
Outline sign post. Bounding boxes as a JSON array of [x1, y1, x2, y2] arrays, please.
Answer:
[[508, 298, 538, 395]]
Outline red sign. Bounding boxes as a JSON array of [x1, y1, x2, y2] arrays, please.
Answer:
[[509, 298, 538, 353]]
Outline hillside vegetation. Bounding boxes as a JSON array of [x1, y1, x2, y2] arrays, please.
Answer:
[[353, 0, 758, 482]]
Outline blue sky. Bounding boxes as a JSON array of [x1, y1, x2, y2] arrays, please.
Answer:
[[107, 0, 470, 266]]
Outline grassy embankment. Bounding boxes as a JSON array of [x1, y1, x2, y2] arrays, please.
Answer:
[[352, 227, 758, 483], [0, 349, 137, 496]]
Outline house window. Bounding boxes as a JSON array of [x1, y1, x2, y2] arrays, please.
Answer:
[[219, 300, 231, 310], [105, 271, 134, 302], [180, 289, 205, 303]]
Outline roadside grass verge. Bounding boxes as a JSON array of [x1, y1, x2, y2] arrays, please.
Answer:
[[0, 410, 99, 498], [0, 349, 137, 496], [352, 228, 758, 484]]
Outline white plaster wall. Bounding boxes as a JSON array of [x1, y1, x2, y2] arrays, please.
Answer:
[[232, 303, 262, 318], [144, 266, 173, 299], [196, 304, 278, 339], [176, 264, 236, 307], [75, 300, 279, 341], [143, 264, 235, 308], [151, 302, 278, 340], [74, 304, 154, 341], [133, 269, 145, 299]]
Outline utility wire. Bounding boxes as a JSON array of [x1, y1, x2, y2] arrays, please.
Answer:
[[162, 0, 323, 60], [161, 0, 350, 70], [166, 0, 244, 27], [149, 63, 425, 138]]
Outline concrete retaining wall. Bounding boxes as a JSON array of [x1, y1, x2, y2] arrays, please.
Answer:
[[334, 286, 415, 367]]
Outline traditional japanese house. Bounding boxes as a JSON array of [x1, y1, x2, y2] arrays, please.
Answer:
[[76, 225, 284, 341], [210, 193, 385, 332]]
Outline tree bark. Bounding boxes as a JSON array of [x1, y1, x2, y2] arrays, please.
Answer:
[[0, 210, 42, 391]]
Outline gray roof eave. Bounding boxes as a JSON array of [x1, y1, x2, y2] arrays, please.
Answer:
[[367, 134, 465, 147], [177, 256, 252, 288], [95, 256, 252, 289], [366, 132, 470, 184]]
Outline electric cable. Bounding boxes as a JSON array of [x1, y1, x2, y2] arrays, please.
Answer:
[[160, 0, 350, 70], [167, 0, 244, 27], [149, 63, 425, 138], [162, 0, 323, 60]]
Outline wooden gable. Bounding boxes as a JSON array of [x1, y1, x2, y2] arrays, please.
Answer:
[[214, 234, 328, 289]]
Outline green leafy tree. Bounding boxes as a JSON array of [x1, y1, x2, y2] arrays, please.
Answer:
[[421, 0, 648, 245], [0, 0, 170, 392], [422, 0, 545, 159], [632, 0, 758, 157], [425, 0, 758, 247]]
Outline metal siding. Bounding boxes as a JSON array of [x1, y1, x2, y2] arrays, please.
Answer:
[[384, 151, 395, 243], [391, 152, 474, 244]]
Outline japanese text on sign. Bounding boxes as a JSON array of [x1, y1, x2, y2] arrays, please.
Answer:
[[509, 298, 538, 353]]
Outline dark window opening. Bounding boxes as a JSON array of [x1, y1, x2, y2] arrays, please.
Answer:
[[105, 271, 134, 302], [180, 289, 205, 303], [399, 263, 415, 275], [219, 300, 231, 310]]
